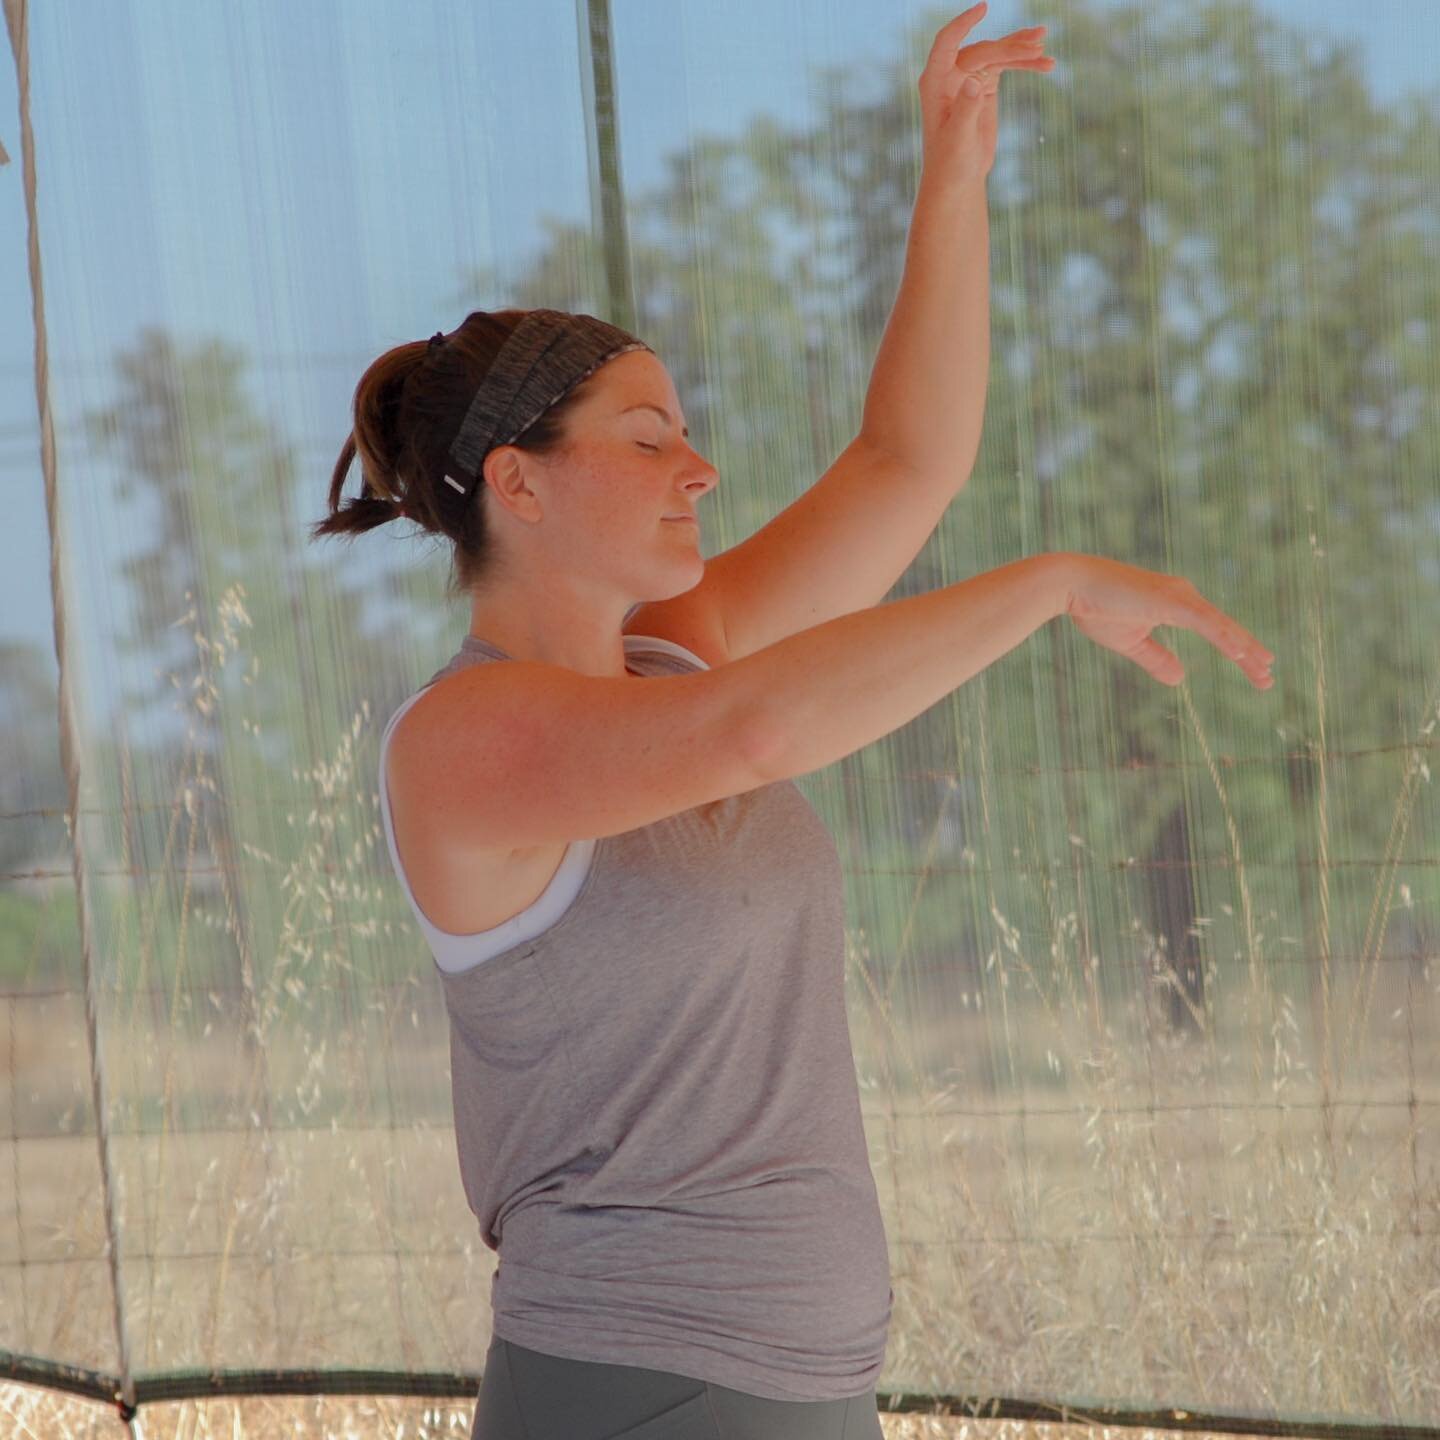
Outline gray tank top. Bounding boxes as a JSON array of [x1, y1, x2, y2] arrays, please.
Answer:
[[377, 632, 893, 1402]]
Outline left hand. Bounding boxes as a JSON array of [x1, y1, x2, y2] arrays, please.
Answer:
[[917, 3, 1056, 189]]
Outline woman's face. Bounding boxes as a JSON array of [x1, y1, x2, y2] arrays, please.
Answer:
[[491, 350, 719, 593]]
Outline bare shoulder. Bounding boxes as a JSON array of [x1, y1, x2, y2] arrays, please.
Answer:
[[385, 596, 731, 933], [386, 662, 489, 769], [386, 663, 510, 841], [386, 674, 535, 931], [387, 594, 730, 934]]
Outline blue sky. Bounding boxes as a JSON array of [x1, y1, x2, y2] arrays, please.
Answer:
[[0, 0, 1435, 725]]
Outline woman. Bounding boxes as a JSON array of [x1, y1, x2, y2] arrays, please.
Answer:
[[311, 11, 1274, 1438]]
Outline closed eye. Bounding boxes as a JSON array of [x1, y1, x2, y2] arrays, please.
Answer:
[[635, 442, 659, 452]]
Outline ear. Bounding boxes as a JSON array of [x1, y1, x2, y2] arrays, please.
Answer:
[[482, 445, 545, 524]]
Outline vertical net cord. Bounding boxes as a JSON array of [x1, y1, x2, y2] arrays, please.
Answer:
[[2, 0, 138, 1427]]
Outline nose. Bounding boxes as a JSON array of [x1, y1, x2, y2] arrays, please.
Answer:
[[679, 446, 719, 498]]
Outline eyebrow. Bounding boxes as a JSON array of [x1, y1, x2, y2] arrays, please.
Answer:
[[620, 402, 689, 440]]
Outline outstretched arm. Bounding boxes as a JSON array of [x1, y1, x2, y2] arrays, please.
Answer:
[[862, 4, 1055, 478], [686, 8, 1057, 663]]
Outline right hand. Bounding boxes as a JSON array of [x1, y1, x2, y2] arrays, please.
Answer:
[[1061, 554, 1275, 690]]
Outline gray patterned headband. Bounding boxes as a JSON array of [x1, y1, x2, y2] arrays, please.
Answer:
[[434, 308, 652, 528]]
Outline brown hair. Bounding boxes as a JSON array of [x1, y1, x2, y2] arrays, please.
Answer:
[[309, 308, 594, 599]]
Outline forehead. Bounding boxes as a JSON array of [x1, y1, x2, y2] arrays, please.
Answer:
[[592, 349, 677, 405]]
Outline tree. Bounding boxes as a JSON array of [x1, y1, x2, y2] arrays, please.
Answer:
[[483, 0, 1440, 1046], [79, 332, 424, 1102]]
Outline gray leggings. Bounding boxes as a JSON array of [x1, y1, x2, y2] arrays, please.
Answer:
[[471, 1336, 886, 1439]]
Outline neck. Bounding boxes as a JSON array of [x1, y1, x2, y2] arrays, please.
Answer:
[[466, 587, 638, 679]]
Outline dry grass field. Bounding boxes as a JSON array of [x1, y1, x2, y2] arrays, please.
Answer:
[[3, 1016, 1436, 1432], [0, 1386, 1334, 1440]]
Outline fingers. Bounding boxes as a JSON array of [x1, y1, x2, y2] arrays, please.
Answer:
[[931, 4, 989, 49], [986, 58, 1058, 76], [925, 6, 990, 75], [976, 37, 1055, 76], [1131, 636, 1186, 687], [1216, 616, 1275, 675], [1143, 629, 1274, 692], [1179, 588, 1277, 689], [927, 8, 1048, 71], [923, 9, 1059, 104], [969, 35, 1048, 64], [941, 29, 1056, 93]]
